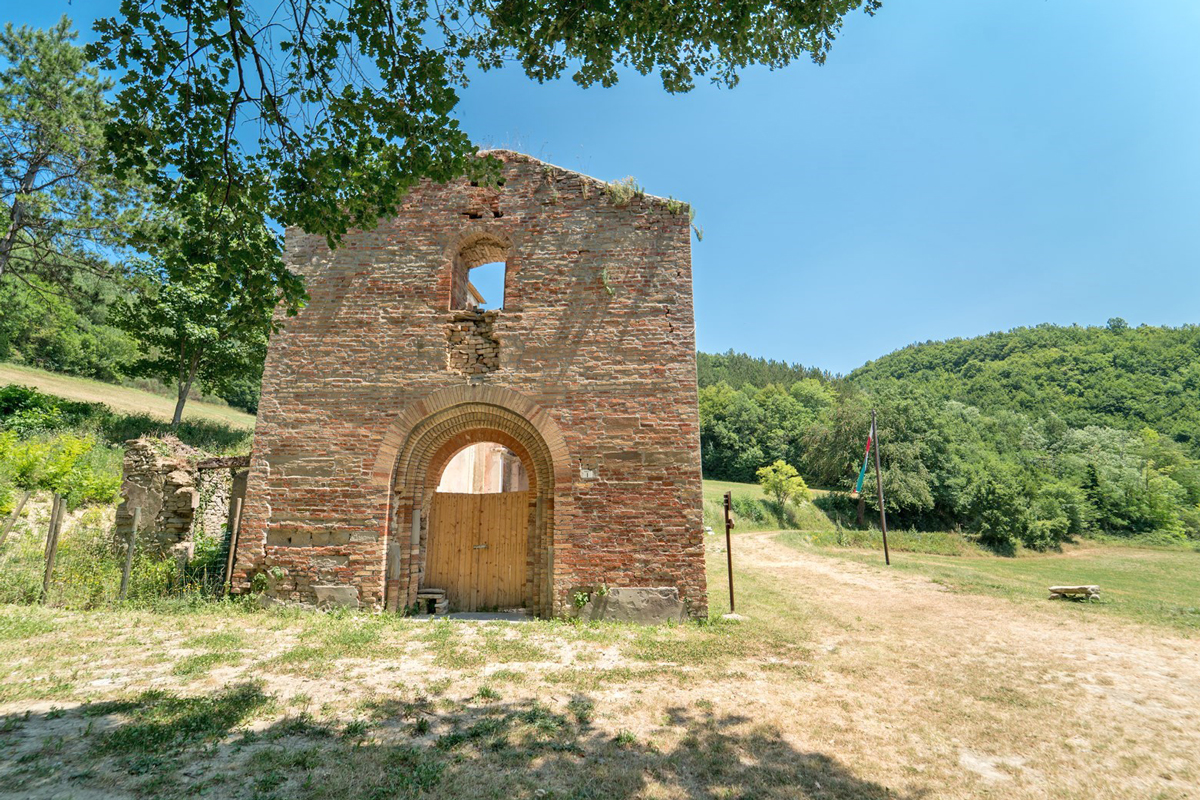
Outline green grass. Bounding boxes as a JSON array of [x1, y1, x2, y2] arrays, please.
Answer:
[[702, 479, 768, 504], [172, 650, 243, 679], [92, 682, 273, 769], [702, 479, 837, 533], [0, 362, 255, 429], [781, 535, 1200, 632], [702, 478, 830, 505], [783, 527, 984, 556]]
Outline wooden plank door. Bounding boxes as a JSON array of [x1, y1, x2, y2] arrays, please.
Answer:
[[425, 491, 528, 611]]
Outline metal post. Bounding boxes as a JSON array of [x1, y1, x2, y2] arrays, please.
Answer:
[[723, 490, 736, 613], [222, 498, 244, 597], [119, 507, 140, 603], [872, 409, 891, 566]]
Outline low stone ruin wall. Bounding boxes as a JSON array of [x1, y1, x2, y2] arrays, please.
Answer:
[[114, 437, 250, 560]]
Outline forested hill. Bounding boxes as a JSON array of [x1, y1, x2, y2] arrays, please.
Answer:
[[849, 321, 1200, 453], [697, 323, 1200, 549], [697, 350, 831, 390]]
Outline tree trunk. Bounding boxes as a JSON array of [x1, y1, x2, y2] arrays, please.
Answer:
[[856, 493, 865, 527], [172, 352, 201, 427], [0, 161, 43, 279]]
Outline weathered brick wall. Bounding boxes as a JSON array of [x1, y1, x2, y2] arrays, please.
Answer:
[[234, 151, 706, 616]]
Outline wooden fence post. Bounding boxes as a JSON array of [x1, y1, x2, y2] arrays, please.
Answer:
[[0, 490, 33, 551], [40, 494, 64, 604], [118, 507, 140, 603], [222, 498, 243, 597]]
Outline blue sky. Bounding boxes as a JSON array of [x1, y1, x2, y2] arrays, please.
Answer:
[[17, 0, 1200, 374]]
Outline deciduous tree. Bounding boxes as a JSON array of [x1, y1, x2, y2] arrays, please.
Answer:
[[90, 0, 880, 246], [113, 198, 305, 426], [756, 460, 811, 507]]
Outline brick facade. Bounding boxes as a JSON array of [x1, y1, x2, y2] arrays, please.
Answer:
[[232, 151, 706, 617]]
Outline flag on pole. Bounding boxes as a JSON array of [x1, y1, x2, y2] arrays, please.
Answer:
[[854, 420, 874, 494]]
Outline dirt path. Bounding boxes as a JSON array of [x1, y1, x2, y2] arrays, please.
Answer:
[[733, 532, 1200, 798]]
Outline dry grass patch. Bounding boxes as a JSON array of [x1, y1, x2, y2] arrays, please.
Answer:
[[3, 534, 1197, 798]]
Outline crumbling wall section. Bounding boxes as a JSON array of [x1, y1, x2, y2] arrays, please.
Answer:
[[116, 438, 251, 559], [195, 470, 232, 540], [115, 437, 201, 558], [446, 309, 500, 375]]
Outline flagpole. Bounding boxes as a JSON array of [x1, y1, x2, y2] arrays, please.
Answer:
[[872, 409, 891, 566]]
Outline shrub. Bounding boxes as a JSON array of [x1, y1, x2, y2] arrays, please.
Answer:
[[756, 460, 811, 507], [731, 494, 768, 524], [0, 431, 121, 508], [604, 176, 644, 207], [0, 384, 252, 455]]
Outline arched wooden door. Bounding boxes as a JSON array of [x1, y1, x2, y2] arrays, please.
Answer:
[[424, 490, 529, 611]]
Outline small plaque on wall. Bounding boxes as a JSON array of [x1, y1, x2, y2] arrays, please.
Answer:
[[579, 465, 599, 480]]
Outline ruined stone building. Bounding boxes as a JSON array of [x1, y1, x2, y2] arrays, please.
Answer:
[[231, 151, 705, 618]]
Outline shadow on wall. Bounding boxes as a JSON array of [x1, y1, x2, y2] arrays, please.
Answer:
[[0, 683, 920, 799]]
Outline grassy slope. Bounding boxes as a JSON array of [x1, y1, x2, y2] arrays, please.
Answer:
[[0, 362, 255, 429], [777, 534, 1200, 632], [702, 479, 836, 533], [703, 479, 829, 504]]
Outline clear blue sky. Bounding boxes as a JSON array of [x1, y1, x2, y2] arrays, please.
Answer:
[[17, 0, 1200, 374]]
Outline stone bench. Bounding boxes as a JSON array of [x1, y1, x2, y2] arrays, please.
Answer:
[[1048, 585, 1100, 601]]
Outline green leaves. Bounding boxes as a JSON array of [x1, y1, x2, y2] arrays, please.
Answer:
[[89, 1, 876, 246], [700, 334, 1200, 549], [756, 460, 811, 507], [112, 193, 306, 423], [0, 430, 120, 509]]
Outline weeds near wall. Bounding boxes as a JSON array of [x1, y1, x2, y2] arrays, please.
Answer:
[[0, 496, 239, 610], [605, 176, 645, 207], [541, 164, 560, 205]]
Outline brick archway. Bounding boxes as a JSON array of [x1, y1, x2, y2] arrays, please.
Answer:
[[380, 386, 570, 616]]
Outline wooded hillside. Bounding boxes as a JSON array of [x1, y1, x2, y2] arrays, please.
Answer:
[[850, 321, 1200, 454], [697, 322, 1200, 549]]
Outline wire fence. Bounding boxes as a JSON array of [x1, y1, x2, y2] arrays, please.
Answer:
[[0, 493, 234, 609]]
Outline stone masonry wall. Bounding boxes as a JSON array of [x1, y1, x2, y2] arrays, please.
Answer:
[[115, 438, 201, 558], [235, 150, 706, 616], [447, 310, 500, 375], [116, 438, 251, 561]]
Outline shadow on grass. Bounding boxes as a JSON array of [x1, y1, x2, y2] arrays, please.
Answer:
[[99, 412, 253, 455], [0, 683, 923, 800]]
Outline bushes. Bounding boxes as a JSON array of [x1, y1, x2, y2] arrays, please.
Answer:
[[0, 276, 138, 383], [1, 384, 252, 455], [0, 430, 121, 510], [0, 505, 230, 609], [0, 384, 110, 434]]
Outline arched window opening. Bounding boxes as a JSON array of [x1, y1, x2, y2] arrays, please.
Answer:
[[437, 442, 529, 494], [450, 235, 510, 311]]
